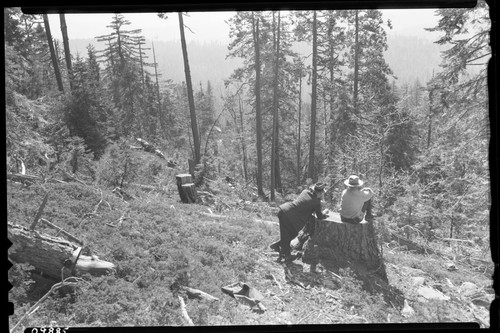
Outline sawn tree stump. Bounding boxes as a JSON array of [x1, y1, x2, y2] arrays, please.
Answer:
[[176, 174, 197, 203], [301, 212, 404, 307]]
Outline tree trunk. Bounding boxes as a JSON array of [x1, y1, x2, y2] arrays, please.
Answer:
[[59, 13, 73, 91], [308, 11, 318, 181], [8, 223, 114, 280], [42, 14, 64, 92], [237, 96, 249, 183], [297, 71, 302, 187], [152, 42, 164, 138], [353, 10, 360, 116], [270, 12, 281, 201], [178, 13, 201, 165], [252, 13, 264, 197], [300, 213, 404, 307]]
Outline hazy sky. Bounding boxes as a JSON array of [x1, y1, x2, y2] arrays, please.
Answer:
[[46, 9, 441, 44]]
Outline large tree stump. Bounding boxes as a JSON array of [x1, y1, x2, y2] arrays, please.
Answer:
[[176, 174, 197, 203], [8, 223, 115, 280], [301, 212, 403, 307]]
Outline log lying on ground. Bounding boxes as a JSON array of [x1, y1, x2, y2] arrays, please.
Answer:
[[7, 173, 65, 185], [8, 223, 114, 280], [302, 212, 404, 307]]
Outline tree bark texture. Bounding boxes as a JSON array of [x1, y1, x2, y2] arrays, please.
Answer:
[[8, 223, 115, 280]]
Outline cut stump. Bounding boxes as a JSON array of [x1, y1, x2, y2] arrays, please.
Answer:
[[176, 174, 197, 203], [301, 212, 403, 307]]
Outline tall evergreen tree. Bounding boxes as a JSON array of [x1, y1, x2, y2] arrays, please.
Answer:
[[178, 12, 201, 166]]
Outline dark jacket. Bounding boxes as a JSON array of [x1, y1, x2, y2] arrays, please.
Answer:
[[279, 188, 325, 231]]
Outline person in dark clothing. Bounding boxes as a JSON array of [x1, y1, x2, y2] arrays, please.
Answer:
[[270, 182, 328, 262]]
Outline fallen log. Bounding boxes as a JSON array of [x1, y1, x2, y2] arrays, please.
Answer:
[[8, 223, 114, 280], [389, 231, 441, 256], [7, 173, 65, 185]]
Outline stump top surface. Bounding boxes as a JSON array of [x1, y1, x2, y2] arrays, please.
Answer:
[[318, 211, 369, 225], [319, 211, 343, 224]]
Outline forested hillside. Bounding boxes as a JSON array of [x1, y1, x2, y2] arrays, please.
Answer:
[[6, 3, 494, 330], [67, 34, 442, 99]]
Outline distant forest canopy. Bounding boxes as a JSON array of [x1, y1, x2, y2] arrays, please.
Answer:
[[66, 34, 445, 98], [5, 3, 491, 243]]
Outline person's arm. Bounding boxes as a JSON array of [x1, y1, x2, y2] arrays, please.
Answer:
[[361, 187, 374, 201], [313, 197, 327, 219]]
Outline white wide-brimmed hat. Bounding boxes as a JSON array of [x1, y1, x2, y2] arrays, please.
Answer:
[[344, 175, 363, 187]]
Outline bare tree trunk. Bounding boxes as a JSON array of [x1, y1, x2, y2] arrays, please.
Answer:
[[152, 42, 164, 138], [353, 10, 360, 116], [252, 13, 264, 197], [59, 13, 73, 91], [178, 13, 201, 165], [43, 14, 64, 92], [297, 72, 302, 187], [308, 11, 318, 181], [238, 97, 249, 183], [270, 12, 281, 201]]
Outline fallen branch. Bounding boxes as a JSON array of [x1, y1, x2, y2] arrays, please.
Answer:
[[181, 286, 219, 302], [7, 173, 65, 185], [199, 212, 228, 219], [59, 169, 88, 186], [39, 218, 84, 245], [270, 274, 282, 290], [296, 311, 316, 324], [10, 277, 85, 333], [178, 296, 194, 326], [30, 192, 50, 230]]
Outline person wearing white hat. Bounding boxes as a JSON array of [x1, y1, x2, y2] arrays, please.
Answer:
[[340, 175, 374, 223]]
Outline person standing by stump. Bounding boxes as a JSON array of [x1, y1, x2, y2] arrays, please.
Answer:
[[270, 183, 328, 262], [340, 175, 374, 223]]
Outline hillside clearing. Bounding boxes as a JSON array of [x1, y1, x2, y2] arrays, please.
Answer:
[[7, 180, 493, 329]]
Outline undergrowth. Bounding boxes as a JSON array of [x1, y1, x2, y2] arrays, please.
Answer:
[[7, 177, 493, 329]]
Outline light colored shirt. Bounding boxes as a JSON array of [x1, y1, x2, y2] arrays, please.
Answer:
[[340, 188, 374, 219]]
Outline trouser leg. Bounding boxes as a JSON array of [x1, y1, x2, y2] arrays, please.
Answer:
[[278, 212, 296, 258]]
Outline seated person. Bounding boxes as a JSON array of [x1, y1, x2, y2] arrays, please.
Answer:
[[339, 175, 374, 223]]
